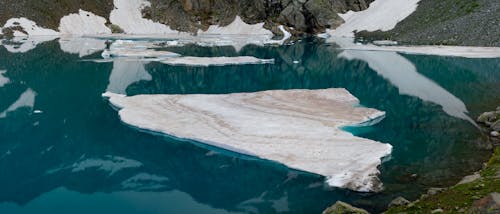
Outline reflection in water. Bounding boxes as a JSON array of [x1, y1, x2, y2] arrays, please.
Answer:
[[58, 37, 107, 58], [0, 39, 498, 213], [0, 88, 36, 118], [107, 61, 152, 94], [338, 49, 474, 123], [0, 188, 236, 214]]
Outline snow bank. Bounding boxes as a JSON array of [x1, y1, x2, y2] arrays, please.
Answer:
[[103, 89, 392, 192], [161, 56, 274, 66], [2, 18, 59, 36], [0, 88, 36, 118], [327, 0, 421, 37], [59, 10, 111, 35], [198, 16, 273, 35], [110, 0, 184, 35]]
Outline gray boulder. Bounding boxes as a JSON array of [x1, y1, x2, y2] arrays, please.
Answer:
[[323, 201, 369, 214], [477, 111, 500, 124], [471, 192, 500, 213], [491, 120, 500, 132], [388, 196, 410, 207]]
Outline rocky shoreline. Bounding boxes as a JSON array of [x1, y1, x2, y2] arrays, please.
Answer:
[[323, 106, 500, 213], [356, 0, 500, 47]]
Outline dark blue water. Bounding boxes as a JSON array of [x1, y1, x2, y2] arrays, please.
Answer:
[[0, 38, 499, 213]]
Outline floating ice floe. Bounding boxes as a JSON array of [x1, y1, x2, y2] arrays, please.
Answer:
[[102, 49, 180, 59], [338, 44, 500, 59], [59, 10, 111, 35], [0, 88, 36, 118], [103, 89, 392, 192], [160, 56, 275, 67]]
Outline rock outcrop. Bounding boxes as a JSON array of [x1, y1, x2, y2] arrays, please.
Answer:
[[323, 201, 370, 214], [0, 0, 374, 37]]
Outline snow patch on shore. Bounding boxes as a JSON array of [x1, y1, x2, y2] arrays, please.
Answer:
[[198, 16, 273, 35], [110, 0, 184, 35], [103, 89, 392, 192], [327, 0, 421, 37], [2, 18, 59, 36], [59, 10, 111, 35]]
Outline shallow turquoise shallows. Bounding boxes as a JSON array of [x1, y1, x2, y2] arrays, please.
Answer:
[[0, 39, 499, 213]]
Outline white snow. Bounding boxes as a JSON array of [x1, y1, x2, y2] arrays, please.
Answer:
[[58, 37, 107, 57], [110, 0, 184, 35], [264, 25, 292, 45], [198, 16, 273, 35], [2, 18, 59, 36], [339, 44, 500, 58], [0, 70, 9, 87], [59, 10, 111, 35], [327, 0, 421, 37], [71, 155, 143, 175], [0, 88, 36, 118], [102, 49, 180, 58], [107, 60, 152, 94], [161, 56, 274, 66], [103, 89, 392, 192]]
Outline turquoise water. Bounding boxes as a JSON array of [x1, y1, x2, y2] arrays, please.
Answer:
[[0, 39, 499, 213]]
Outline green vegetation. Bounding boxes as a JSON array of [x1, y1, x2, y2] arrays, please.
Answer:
[[386, 147, 500, 213]]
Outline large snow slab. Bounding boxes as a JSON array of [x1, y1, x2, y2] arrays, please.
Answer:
[[110, 0, 185, 35], [339, 44, 500, 59], [161, 56, 274, 66], [327, 0, 420, 37], [103, 89, 392, 192]]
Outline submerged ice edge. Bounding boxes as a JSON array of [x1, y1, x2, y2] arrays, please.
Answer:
[[102, 89, 392, 192]]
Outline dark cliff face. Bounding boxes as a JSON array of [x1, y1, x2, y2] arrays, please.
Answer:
[[144, 0, 373, 35], [0, 0, 373, 36]]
